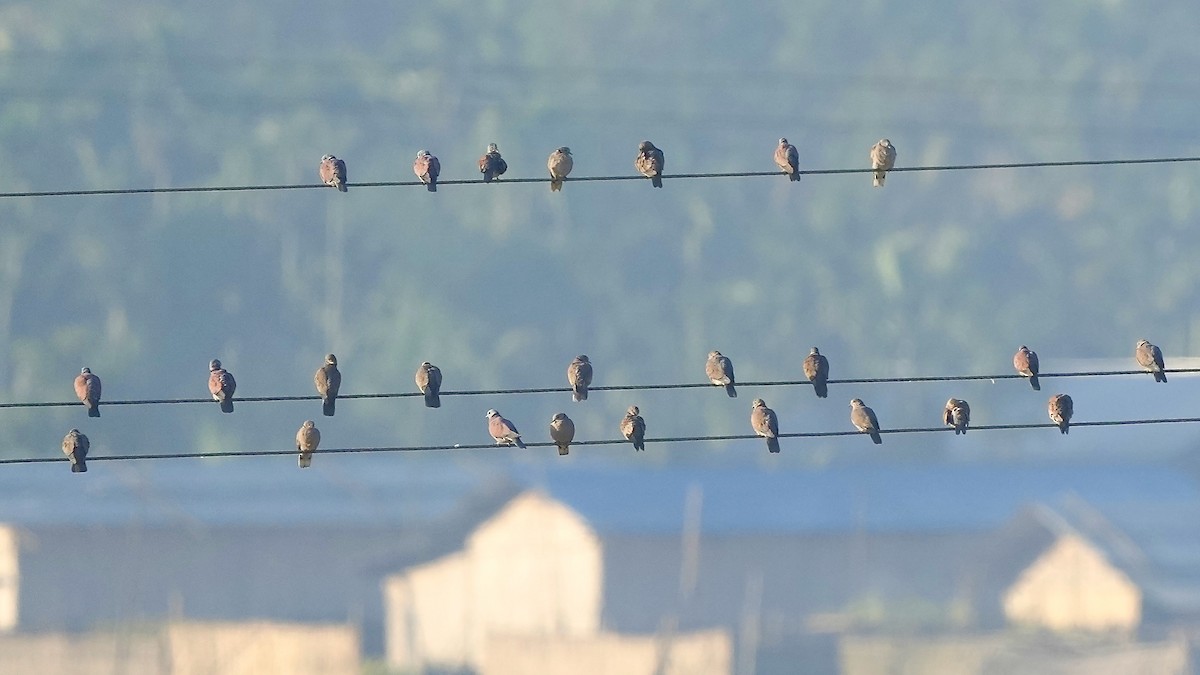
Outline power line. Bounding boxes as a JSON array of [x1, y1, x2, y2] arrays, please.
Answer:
[[0, 368, 1195, 411], [1, 155, 1197, 199], [6, 416, 1200, 466]]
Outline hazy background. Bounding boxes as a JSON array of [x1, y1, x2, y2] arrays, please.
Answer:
[[0, 1, 1198, 464]]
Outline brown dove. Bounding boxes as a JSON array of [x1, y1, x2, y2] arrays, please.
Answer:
[[870, 139, 896, 187], [706, 350, 737, 398], [416, 361, 442, 408], [774, 138, 800, 182], [567, 355, 592, 402], [635, 140, 665, 188], [549, 412, 575, 456], [1013, 345, 1040, 391], [1135, 339, 1167, 383], [74, 367, 101, 418], [296, 420, 320, 468], [621, 405, 646, 452], [548, 147, 573, 191], [750, 398, 781, 454], [486, 409, 526, 448], [802, 347, 829, 398], [319, 154, 347, 192], [208, 359, 236, 413], [479, 143, 507, 182], [62, 428, 89, 473], [314, 354, 341, 417], [943, 398, 970, 435], [414, 150, 440, 192], [1048, 394, 1073, 434], [850, 398, 882, 444]]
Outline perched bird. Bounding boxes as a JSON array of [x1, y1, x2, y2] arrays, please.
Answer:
[[296, 420, 321, 469], [943, 398, 971, 435], [486, 409, 526, 448], [549, 412, 575, 456], [1135, 339, 1167, 383], [870, 139, 896, 187], [705, 350, 737, 398], [750, 398, 781, 454], [319, 154, 347, 192], [802, 347, 829, 399], [479, 143, 507, 182], [850, 398, 882, 444], [208, 359, 236, 413], [74, 367, 101, 418], [314, 354, 341, 417], [635, 140, 665, 188], [567, 355, 593, 402], [774, 138, 801, 182], [62, 428, 89, 473], [1013, 345, 1040, 391], [415, 361, 443, 408], [414, 150, 441, 192], [621, 405, 646, 452], [1048, 394, 1073, 434], [547, 147, 573, 192]]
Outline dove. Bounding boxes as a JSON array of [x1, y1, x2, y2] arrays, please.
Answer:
[[705, 350, 737, 398], [635, 140, 665, 188], [314, 354, 341, 417], [416, 361, 442, 408], [774, 138, 800, 182], [621, 405, 646, 452], [1013, 346, 1040, 391], [548, 147, 573, 192], [74, 367, 101, 418], [567, 355, 592, 402], [870, 139, 896, 187], [319, 154, 347, 192], [850, 398, 882, 444], [943, 398, 970, 435], [750, 398, 781, 454], [1048, 394, 1073, 434], [802, 347, 829, 398], [414, 150, 440, 192], [208, 359, 236, 413], [486, 409, 526, 448], [62, 428, 89, 473], [296, 420, 321, 468], [479, 143, 508, 182], [1135, 339, 1167, 383], [549, 412, 575, 456]]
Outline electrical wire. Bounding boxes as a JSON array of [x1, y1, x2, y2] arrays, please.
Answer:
[[1, 368, 1195, 411], [6, 416, 1200, 466], [1, 156, 1196, 198]]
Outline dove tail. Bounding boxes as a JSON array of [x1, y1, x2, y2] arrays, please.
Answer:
[[323, 398, 335, 417], [813, 382, 828, 398], [72, 458, 87, 473], [1059, 423, 1069, 435], [425, 391, 441, 408], [873, 173, 884, 187], [337, 182, 347, 193], [790, 172, 801, 182], [427, 180, 437, 193], [557, 445, 569, 456], [551, 180, 562, 192], [220, 398, 234, 413], [870, 431, 882, 445], [725, 384, 737, 398], [1156, 371, 1167, 383], [1029, 375, 1041, 391], [514, 437, 526, 449], [767, 437, 781, 454], [573, 387, 588, 402], [652, 175, 663, 188], [299, 453, 312, 468], [88, 404, 100, 418], [635, 438, 645, 452]]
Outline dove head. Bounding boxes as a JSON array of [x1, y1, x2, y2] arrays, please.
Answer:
[[778, 137, 788, 146], [1018, 345, 1029, 352], [487, 143, 499, 153], [80, 367, 91, 375], [850, 398, 864, 407], [321, 154, 335, 163], [880, 139, 892, 147], [638, 140, 655, 152], [417, 150, 430, 159], [325, 354, 337, 366], [302, 420, 315, 429], [485, 409, 499, 419], [1137, 339, 1150, 348], [551, 412, 568, 422], [559, 146, 572, 155], [576, 355, 589, 363], [708, 350, 722, 359], [627, 405, 639, 416], [209, 359, 222, 372], [68, 428, 80, 436], [752, 398, 766, 408], [809, 347, 820, 355], [420, 361, 432, 367]]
